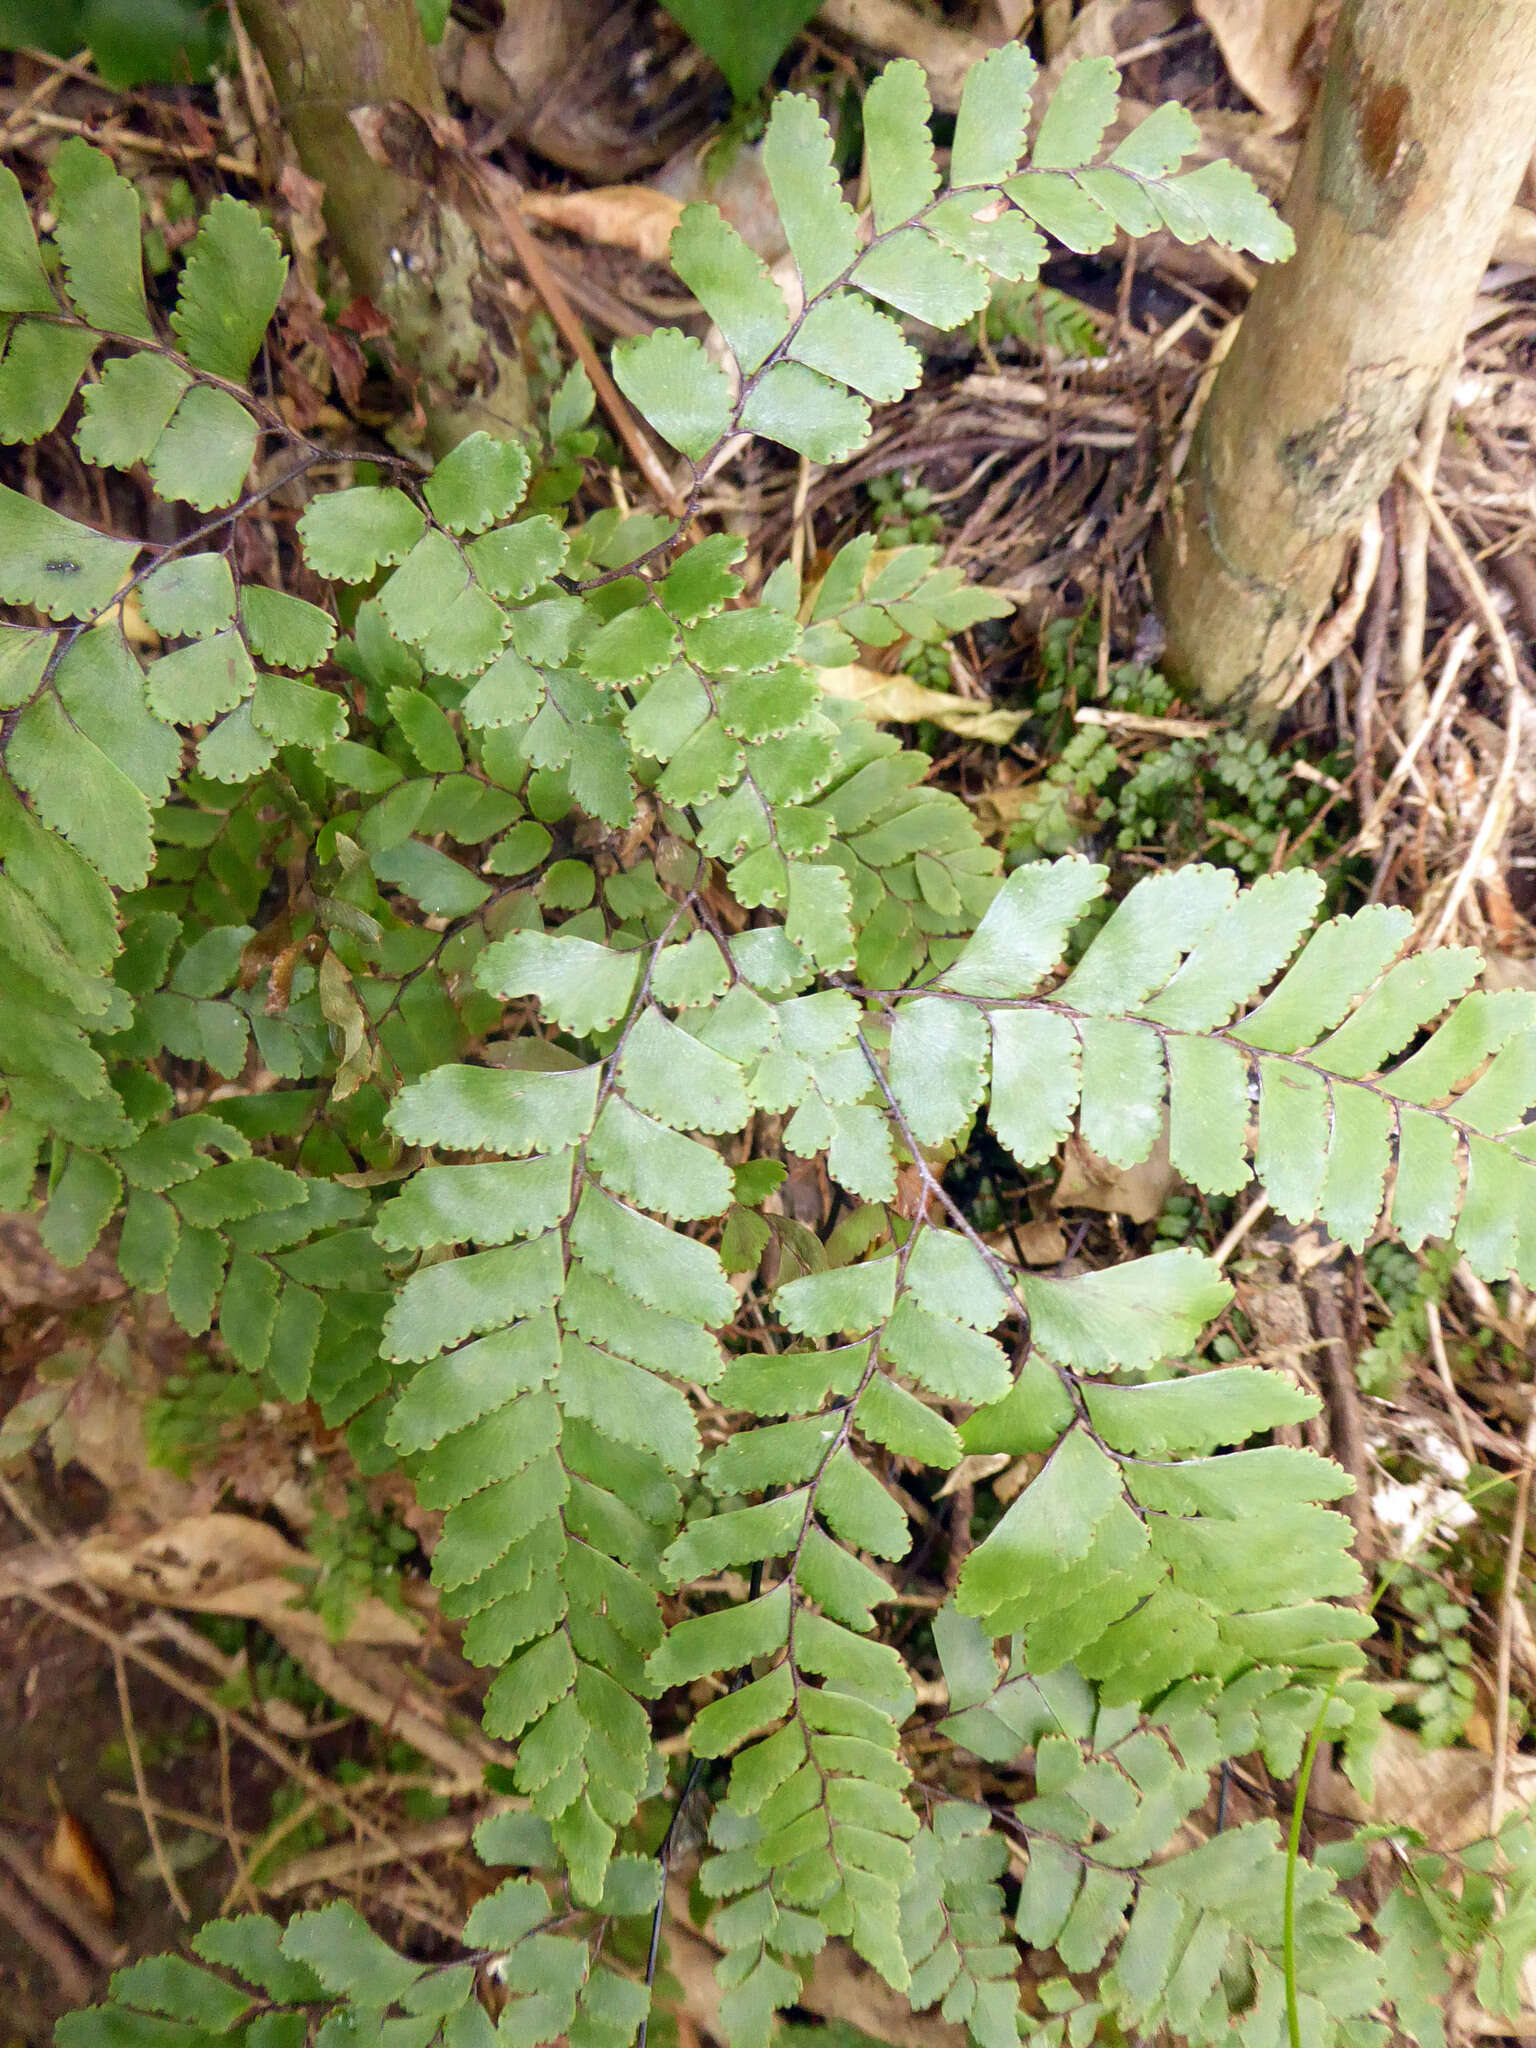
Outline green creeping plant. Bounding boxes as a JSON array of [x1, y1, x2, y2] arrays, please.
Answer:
[[2, 49, 1532, 2048]]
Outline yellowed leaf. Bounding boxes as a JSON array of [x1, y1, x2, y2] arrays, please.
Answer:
[[818, 664, 1024, 745], [520, 186, 685, 265]]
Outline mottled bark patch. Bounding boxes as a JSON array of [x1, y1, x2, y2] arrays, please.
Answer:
[[1319, 14, 1425, 234], [1278, 360, 1430, 527]]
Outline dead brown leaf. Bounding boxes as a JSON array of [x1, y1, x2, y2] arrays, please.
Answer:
[[75, 1515, 419, 1648], [520, 187, 685, 266], [1341, 1721, 1536, 1848], [1053, 1132, 1174, 1224], [817, 0, 991, 112], [1195, 0, 1318, 130], [44, 1813, 114, 1924], [1481, 951, 1536, 994], [63, 1372, 194, 1527], [1013, 1218, 1069, 1265], [444, 0, 716, 181]]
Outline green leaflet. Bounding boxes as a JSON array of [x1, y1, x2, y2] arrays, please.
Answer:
[[950, 42, 1036, 188], [1032, 57, 1120, 170], [611, 329, 732, 463], [940, 858, 1107, 997], [670, 206, 791, 377], [0, 484, 138, 620], [147, 384, 259, 511], [389, 1062, 600, 1156], [477, 929, 642, 1036], [169, 196, 288, 381], [0, 321, 96, 444], [0, 165, 57, 312], [51, 139, 153, 338], [1023, 1251, 1231, 1374], [423, 431, 531, 533], [77, 352, 193, 469], [864, 61, 939, 234], [297, 486, 425, 582], [141, 553, 237, 638], [761, 92, 859, 298]]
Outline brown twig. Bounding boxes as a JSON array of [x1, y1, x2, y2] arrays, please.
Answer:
[[0, 1478, 106, 1608], [13, 1586, 457, 1914], [1280, 502, 1384, 709], [264, 1811, 496, 1895], [1425, 1299, 1479, 1470], [1310, 1284, 1376, 1570], [1396, 361, 1460, 730], [0, 1868, 94, 2005], [1212, 1193, 1270, 1268], [217, 1717, 261, 1914], [1353, 487, 1399, 816], [1492, 1388, 1536, 1828], [7, 105, 253, 176], [488, 182, 686, 516], [111, 1646, 190, 1921], [1349, 618, 1478, 855], [0, 1826, 119, 1969], [1401, 465, 1526, 946]]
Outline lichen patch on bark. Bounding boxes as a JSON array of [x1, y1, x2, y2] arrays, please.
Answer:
[[1277, 360, 1433, 528]]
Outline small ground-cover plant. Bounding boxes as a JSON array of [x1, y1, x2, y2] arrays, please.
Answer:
[[1007, 619, 1351, 877], [4, 47, 1536, 2048]]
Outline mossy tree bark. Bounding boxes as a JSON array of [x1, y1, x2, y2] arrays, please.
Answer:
[[1155, 0, 1536, 719], [238, 0, 529, 451]]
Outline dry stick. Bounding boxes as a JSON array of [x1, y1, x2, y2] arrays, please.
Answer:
[[224, 0, 277, 176], [1309, 1284, 1375, 1570], [217, 1715, 262, 1914], [1424, 1298, 1479, 1470], [0, 1826, 119, 1969], [8, 105, 253, 175], [1492, 1388, 1536, 1829], [0, 47, 75, 142], [0, 1476, 106, 1607], [0, 1867, 94, 2005], [110, 1645, 191, 1921], [1395, 363, 1460, 732], [1349, 618, 1479, 855], [1354, 488, 1399, 817], [101, 1788, 254, 1844], [1278, 503, 1384, 711], [14, 1586, 456, 1913], [228, 1792, 331, 1912], [1212, 1193, 1270, 1269], [265, 1811, 501, 1895], [263, 1625, 498, 1785], [789, 454, 816, 580], [491, 192, 686, 517], [1401, 466, 1527, 947]]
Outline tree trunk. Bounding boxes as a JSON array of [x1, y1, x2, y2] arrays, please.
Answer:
[[1155, 0, 1536, 719], [239, 0, 530, 451]]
